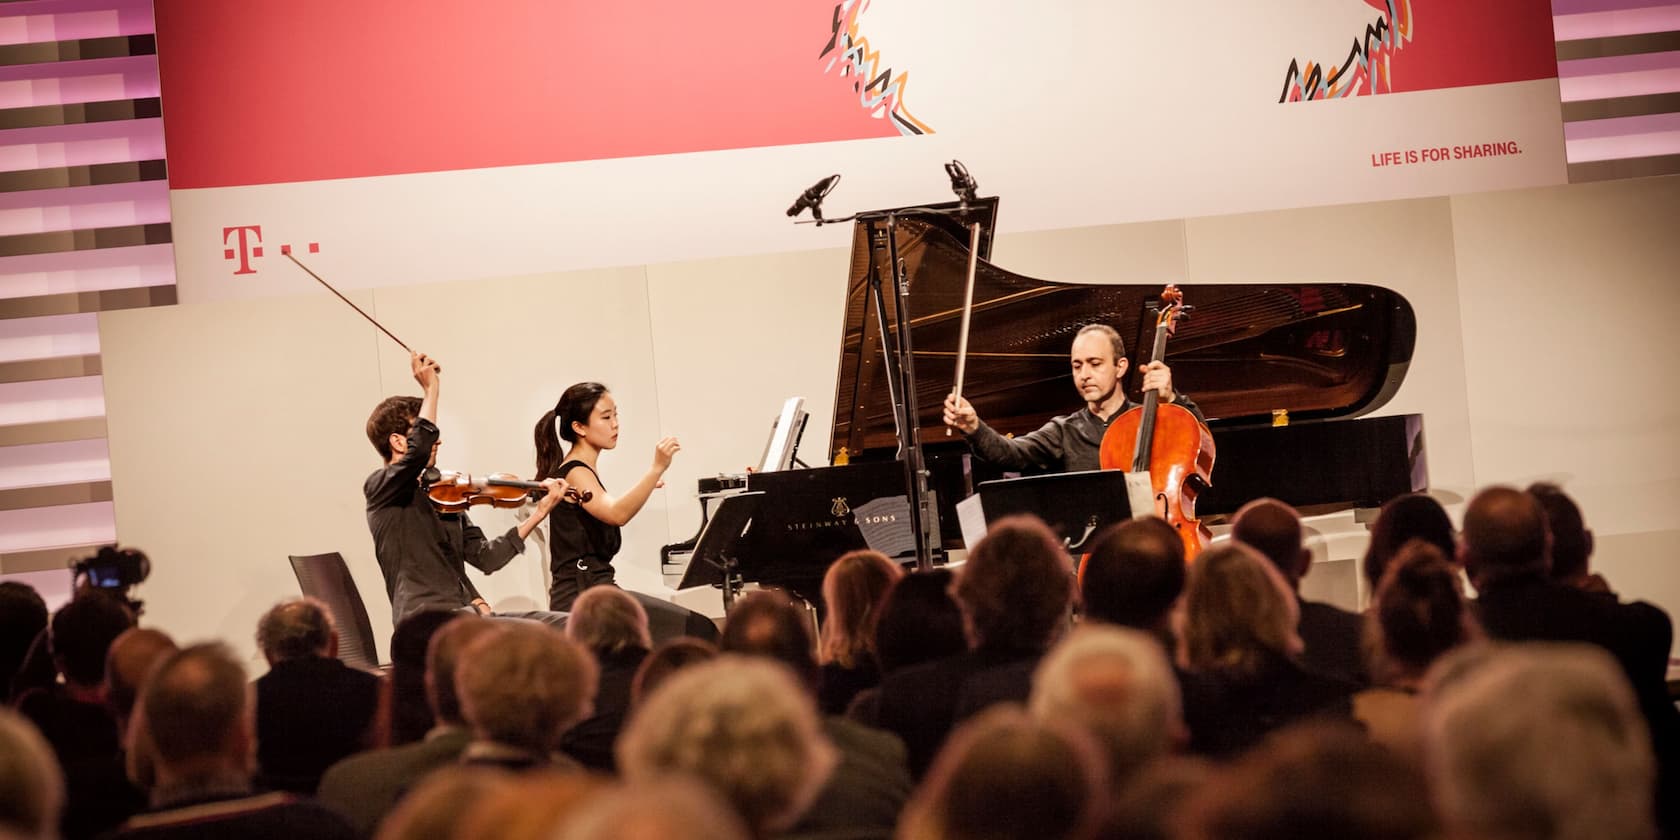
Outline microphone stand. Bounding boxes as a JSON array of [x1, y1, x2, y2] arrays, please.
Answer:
[[792, 192, 989, 572]]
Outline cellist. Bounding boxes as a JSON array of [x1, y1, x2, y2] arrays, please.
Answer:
[[941, 324, 1204, 472]]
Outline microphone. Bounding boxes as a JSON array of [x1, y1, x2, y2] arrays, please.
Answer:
[[945, 160, 978, 204], [786, 174, 841, 218]]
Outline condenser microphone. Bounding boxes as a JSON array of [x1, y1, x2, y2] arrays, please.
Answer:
[[786, 174, 841, 218]]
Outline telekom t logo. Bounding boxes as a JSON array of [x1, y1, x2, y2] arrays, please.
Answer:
[[222, 225, 320, 275]]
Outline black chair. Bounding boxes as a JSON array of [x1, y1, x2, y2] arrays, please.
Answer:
[[288, 553, 382, 672]]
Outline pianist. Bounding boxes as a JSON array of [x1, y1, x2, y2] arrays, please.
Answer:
[[942, 324, 1204, 473]]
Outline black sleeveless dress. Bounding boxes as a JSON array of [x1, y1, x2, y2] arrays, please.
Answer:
[[547, 460, 621, 610]]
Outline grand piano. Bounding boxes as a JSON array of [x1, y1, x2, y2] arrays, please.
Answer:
[[665, 197, 1424, 606]]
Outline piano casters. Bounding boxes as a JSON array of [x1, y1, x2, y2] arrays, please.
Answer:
[[1098, 285, 1217, 562]]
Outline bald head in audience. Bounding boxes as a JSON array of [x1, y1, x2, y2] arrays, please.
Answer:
[[137, 643, 254, 797], [719, 590, 819, 691], [1460, 486, 1551, 587], [1029, 625, 1182, 787], [254, 597, 336, 666], [1423, 644, 1655, 840], [560, 777, 750, 840], [567, 586, 651, 657], [424, 616, 494, 727], [1230, 498, 1310, 587], [0, 708, 63, 840], [104, 628, 178, 734]]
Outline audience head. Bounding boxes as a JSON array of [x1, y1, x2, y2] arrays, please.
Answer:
[[1370, 540, 1476, 683], [104, 627, 178, 728], [1528, 482, 1593, 585], [1363, 493, 1456, 592], [138, 643, 253, 786], [630, 637, 717, 708], [1080, 517, 1185, 635], [0, 708, 63, 840], [1423, 644, 1655, 840], [455, 623, 598, 754], [1181, 721, 1438, 840], [719, 590, 819, 691], [424, 615, 494, 727], [898, 706, 1106, 840], [1102, 756, 1213, 840], [388, 610, 460, 744], [819, 550, 902, 669], [955, 516, 1075, 653], [567, 586, 652, 656], [1029, 625, 1182, 787], [452, 769, 606, 840], [1460, 486, 1550, 586], [873, 569, 966, 675], [558, 776, 750, 840], [618, 656, 837, 836], [1231, 497, 1310, 586], [0, 582, 48, 697], [373, 764, 509, 840], [1179, 541, 1301, 673], [50, 591, 135, 691], [253, 597, 336, 666]]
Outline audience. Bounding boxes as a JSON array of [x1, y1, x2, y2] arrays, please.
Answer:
[[1101, 756, 1212, 840], [1180, 720, 1439, 840], [1463, 485, 1680, 832], [1028, 625, 1182, 791], [1079, 517, 1184, 647], [371, 764, 507, 840], [0, 707, 63, 840], [450, 769, 605, 840], [1177, 542, 1354, 758], [112, 643, 355, 838], [1354, 540, 1476, 756], [721, 590, 914, 840], [897, 706, 1105, 840], [1528, 482, 1601, 591], [559, 776, 750, 840], [104, 629, 178, 737], [0, 582, 48, 703], [630, 636, 717, 707], [1422, 643, 1656, 840], [861, 516, 1075, 778], [317, 615, 495, 836], [383, 609, 459, 746], [1362, 492, 1456, 593], [17, 592, 133, 764], [455, 622, 597, 771], [618, 656, 837, 838], [1231, 497, 1367, 685], [61, 628, 177, 838], [251, 597, 381, 793], [873, 570, 967, 677], [563, 585, 652, 771], [817, 549, 904, 715]]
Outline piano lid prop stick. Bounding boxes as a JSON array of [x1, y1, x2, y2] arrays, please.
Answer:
[[948, 221, 983, 436], [284, 252, 415, 354]]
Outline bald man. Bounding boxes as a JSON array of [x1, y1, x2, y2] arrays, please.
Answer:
[[1230, 498, 1365, 686]]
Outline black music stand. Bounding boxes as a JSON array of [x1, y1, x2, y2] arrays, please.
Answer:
[[676, 491, 765, 612], [964, 470, 1154, 553]]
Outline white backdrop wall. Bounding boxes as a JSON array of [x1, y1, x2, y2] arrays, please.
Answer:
[[101, 175, 1680, 666]]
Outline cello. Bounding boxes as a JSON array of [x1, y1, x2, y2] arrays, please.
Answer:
[[1098, 285, 1216, 561]]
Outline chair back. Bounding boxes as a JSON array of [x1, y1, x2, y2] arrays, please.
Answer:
[[288, 552, 382, 671]]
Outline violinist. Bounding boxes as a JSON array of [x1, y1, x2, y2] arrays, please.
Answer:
[[535, 383, 718, 641], [942, 324, 1204, 473], [364, 351, 570, 625]]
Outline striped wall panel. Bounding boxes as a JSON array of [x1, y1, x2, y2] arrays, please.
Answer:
[[1555, 0, 1680, 179], [0, 0, 171, 579]]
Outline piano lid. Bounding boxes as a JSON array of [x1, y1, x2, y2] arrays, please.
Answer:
[[831, 201, 1417, 459]]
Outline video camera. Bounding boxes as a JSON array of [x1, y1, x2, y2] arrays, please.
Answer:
[[70, 545, 150, 615]]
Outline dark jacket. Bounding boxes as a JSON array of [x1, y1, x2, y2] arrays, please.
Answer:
[[1181, 649, 1356, 759], [254, 656, 381, 794], [317, 727, 472, 838]]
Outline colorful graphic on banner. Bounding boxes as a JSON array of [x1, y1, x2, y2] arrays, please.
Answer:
[[1279, 0, 1558, 102], [822, 0, 932, 135]]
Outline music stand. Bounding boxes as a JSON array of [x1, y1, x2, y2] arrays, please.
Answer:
[[676, 491, 765, 612], [959, 470, 1155, 553]]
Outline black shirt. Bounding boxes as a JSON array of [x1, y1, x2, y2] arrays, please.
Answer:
[[546, 460, 622, 609], [364, 418, 526, 624], [964, 394, 1205, 473]]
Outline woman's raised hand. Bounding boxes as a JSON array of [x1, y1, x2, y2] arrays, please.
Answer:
[[653, 436, 681, 471]]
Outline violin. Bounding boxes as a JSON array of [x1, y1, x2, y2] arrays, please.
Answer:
[[423, 468, 592, 512], [1097, 285, 1216, 562]]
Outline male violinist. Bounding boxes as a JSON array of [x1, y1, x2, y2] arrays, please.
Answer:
[[942, 324, 1204, 472], [364, 351, 570, 625]]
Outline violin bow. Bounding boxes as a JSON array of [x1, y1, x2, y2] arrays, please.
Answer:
[[284, 252, 414, 354], [947, 221, 983, 436]]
